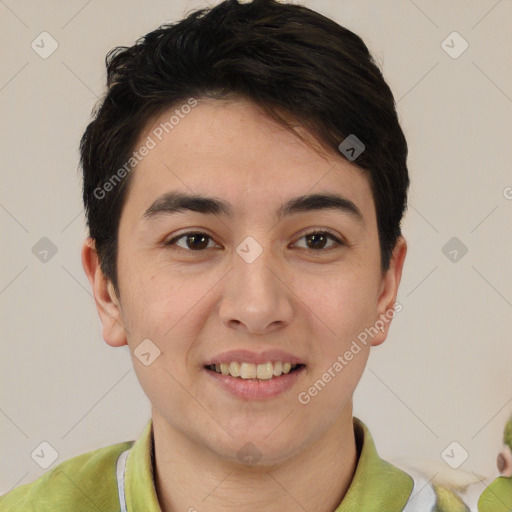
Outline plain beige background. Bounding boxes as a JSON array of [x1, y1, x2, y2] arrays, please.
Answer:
[[1, 0, 511, 495]]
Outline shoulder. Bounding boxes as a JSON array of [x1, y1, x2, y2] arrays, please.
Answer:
[[478, 476, 512, 512], [0, 439, 134, 512]]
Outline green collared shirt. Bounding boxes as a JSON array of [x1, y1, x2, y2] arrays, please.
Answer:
[[1, 417, 510, 511]]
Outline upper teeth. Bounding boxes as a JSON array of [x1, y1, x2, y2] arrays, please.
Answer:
[[209, 361, 299, 379]]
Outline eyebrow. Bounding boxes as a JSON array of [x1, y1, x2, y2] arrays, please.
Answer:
[[142, 191, 364, 224]]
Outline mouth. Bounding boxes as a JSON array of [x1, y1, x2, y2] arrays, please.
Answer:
[[204, 361, 306, 380], [203, 361, 307, 400], [202, 349, 307, 399]]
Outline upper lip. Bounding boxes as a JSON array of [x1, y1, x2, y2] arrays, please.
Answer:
[[204, 349, 305, 366]]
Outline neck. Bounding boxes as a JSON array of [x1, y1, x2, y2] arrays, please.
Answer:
[[151, 406, 358, 512]]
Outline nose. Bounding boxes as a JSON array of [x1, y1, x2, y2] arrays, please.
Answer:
[[218, 239, 294, 335]]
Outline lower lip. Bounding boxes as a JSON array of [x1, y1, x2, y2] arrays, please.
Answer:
[[203, 366, 306, 400]]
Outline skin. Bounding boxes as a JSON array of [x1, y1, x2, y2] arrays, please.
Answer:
[[82, 98, 407, 512]]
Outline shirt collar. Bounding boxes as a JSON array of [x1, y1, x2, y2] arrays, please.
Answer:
[[124, 417, 414, 512], [124, 419, 161, 512], [335, 417, 414, 511]]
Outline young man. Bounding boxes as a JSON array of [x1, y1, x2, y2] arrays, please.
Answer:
[[1, 0, 509, 510]]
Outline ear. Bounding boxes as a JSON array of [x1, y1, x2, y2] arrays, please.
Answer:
[[371, 236, 407, 347], [497, 445, 512, 477], [81, 237, 127, 347]]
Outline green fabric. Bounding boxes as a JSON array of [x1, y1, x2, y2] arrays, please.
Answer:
[[334, 418, 414, 512], [0, 438, 133, 511], [432, 485, 470, 512], [504, 415, 512, 451], [125, 420, 161, 512], [1, 416, 509, 511], [478, 475, 512, 512]]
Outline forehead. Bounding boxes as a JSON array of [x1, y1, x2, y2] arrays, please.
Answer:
[[124, 98, 375, 221]]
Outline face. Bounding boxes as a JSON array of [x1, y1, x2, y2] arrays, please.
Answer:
[[83, 98, 406, 465]]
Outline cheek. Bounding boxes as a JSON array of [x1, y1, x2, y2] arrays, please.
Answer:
[[301, 273, 376, 401], [122, 273, 202, 409], [118, 246, 192, 329], [312, 271, 379, 343]]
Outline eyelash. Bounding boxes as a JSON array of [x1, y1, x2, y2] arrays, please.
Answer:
[[164, 229, 345, 253]]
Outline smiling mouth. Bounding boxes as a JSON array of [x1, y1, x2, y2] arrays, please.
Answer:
[[204, 361, 306, 380]]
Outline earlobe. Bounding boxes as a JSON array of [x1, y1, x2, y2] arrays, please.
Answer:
[[81, 238, 127, 348], [371, 236, 407, 347]]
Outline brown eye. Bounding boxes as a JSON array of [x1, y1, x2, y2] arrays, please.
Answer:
[[295, 231, 343, 251], [166, 232, 216, 251], [165, 230, 344, 253]]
